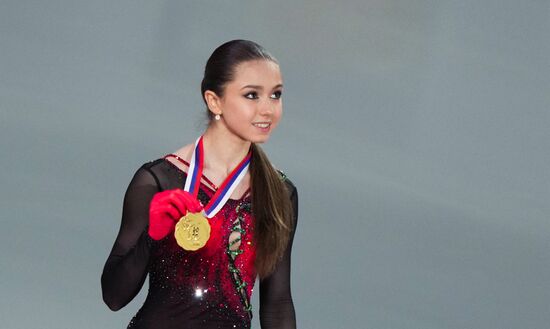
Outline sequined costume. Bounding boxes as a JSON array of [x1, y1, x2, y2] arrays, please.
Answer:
[[101, 156, 298, 329]]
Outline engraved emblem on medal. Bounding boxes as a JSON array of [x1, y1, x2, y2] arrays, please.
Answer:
[[174, 212, 211, 251]]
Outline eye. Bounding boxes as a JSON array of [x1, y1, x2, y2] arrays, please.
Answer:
[[244, 92, 258, 99], [271, 90, 282, 99]]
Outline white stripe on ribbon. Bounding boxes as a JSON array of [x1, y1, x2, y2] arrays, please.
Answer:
[[183, 136, 202, 193]]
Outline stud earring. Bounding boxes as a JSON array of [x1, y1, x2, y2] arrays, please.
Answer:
[[214, 113, 221, 121]]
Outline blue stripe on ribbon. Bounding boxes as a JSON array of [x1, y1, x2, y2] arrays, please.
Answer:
[[189, 145, 200, 194], [205, 157, 250, 215]]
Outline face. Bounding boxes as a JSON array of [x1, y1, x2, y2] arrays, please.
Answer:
[[214, 59, 283, 144]]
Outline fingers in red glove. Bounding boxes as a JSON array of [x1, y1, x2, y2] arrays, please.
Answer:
[[148, 189, 204, 241], [171, 189, 204, 214]]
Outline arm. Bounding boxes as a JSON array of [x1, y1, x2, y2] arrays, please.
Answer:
[[101, 165, 160, 311], [259, 184, 298, 329]]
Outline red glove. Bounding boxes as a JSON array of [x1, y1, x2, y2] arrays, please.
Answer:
[[148, 189, 203, 240]]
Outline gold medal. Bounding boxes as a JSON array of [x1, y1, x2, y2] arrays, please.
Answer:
[[174, 212, 211, 251]]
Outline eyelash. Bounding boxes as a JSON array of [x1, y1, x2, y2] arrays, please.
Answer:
[[244, 91, 282, 100]]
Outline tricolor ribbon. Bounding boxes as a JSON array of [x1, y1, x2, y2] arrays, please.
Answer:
[[184, 135, 251, 218]]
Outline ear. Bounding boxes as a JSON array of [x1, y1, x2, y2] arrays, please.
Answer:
[[204, 90, 223, 116]]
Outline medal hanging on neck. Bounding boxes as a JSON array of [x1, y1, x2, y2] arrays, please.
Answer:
[[174, 135, 252, 251]]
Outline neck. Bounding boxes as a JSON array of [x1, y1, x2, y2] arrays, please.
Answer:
[[202, 125, 252, 175]]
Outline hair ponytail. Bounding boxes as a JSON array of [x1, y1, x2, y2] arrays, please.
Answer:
[[250, 144, 294, 278]]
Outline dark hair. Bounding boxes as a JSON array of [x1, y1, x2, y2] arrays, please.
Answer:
[[201, 40, 293, 278]]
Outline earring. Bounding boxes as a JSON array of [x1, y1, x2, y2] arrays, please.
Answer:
[[214, 113, 221, 121]]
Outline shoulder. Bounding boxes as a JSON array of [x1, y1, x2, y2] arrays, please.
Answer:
[[141, 142, 193, 173], [141, 158, 166, 170], [162, 143, 194, 172], [129, 158, 166, 184], [275, 168, 295, 187], [130, 143, 194, 184], [132, 155, 175, 182], [275, 168, 297, 198], [137, 157, 170, 176], [171, 143, 194, 162]]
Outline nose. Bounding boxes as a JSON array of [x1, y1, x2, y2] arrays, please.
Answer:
[[259, 98, 274, 116]]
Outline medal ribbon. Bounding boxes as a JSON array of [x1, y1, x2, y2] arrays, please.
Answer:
[[184, 135, 251, 218]]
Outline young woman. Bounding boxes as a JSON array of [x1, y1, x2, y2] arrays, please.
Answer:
[[101, 39, 298, 329]]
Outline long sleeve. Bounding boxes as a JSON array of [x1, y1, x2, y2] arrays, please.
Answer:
[[259, 183, 298, 329], [101, 165, 160, 311]]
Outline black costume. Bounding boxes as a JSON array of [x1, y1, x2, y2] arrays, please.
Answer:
[[101, 157, 298, 329]]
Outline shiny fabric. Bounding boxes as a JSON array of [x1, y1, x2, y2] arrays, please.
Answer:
[[101, 158, 298, 329]]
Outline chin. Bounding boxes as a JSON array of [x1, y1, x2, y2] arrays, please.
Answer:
[[249, 139, 267, 145], [245, 136, 270, 144]]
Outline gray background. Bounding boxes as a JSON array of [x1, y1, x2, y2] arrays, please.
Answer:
[[1, 1, 549, 328]]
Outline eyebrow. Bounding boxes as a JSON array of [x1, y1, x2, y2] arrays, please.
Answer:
[[240, 84, 283, 90]]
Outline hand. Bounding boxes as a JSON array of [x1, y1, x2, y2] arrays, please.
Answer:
[[148, 189, 203, 240]]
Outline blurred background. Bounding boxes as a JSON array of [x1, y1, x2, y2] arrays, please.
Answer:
[[1, 1, 549, 328]]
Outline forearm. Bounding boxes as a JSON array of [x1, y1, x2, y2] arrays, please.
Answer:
[[260, 297, 296, 329], [101, 229, 152, 311]]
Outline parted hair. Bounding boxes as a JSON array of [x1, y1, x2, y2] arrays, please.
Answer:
[[200, 39, 294, 278]]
